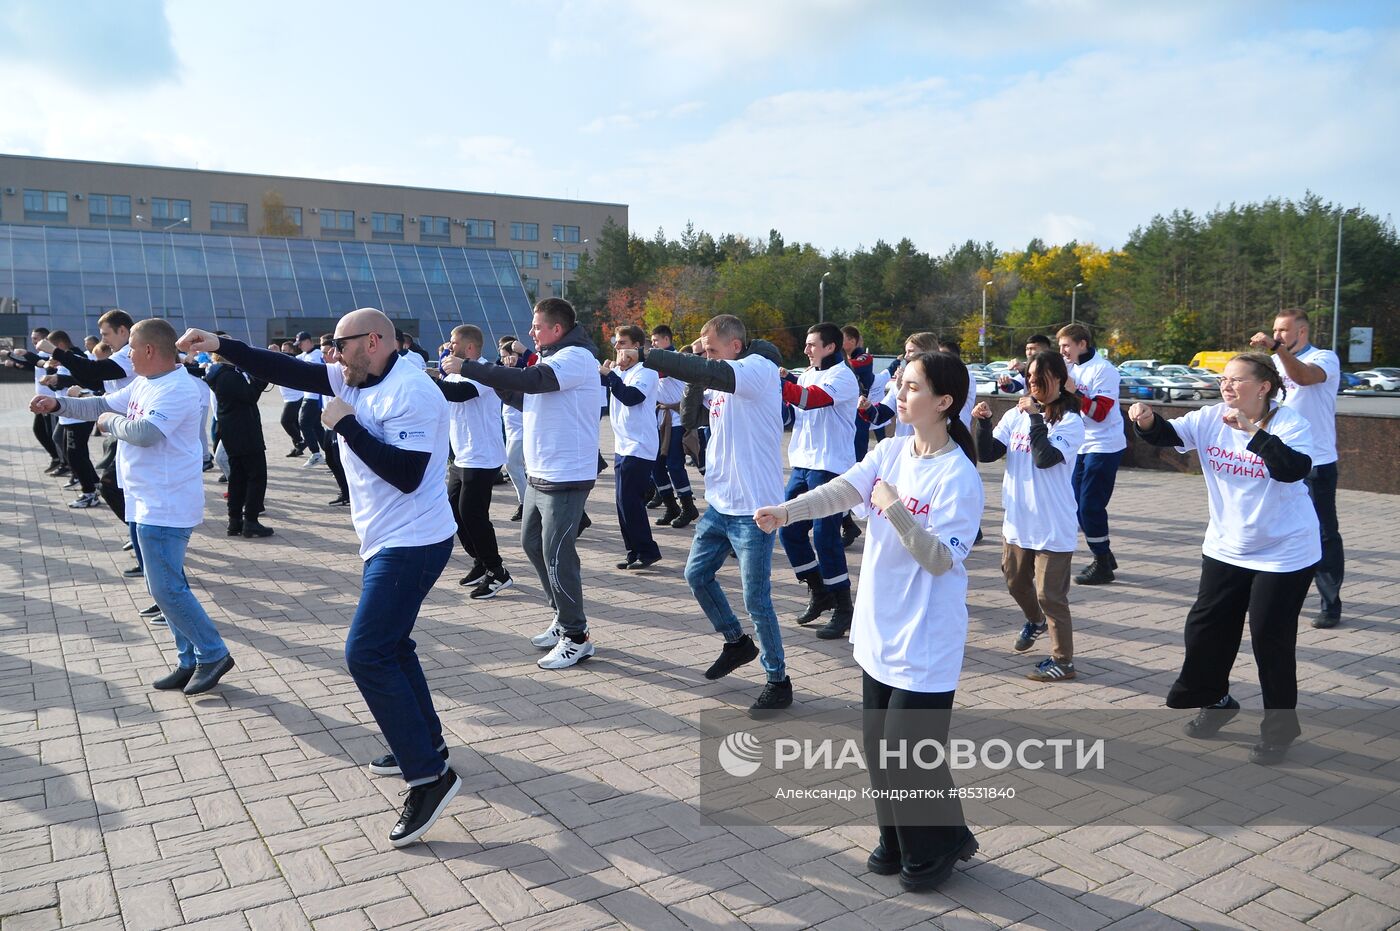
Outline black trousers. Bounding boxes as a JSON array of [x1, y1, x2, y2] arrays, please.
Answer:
[[298, 398, 324, 454], [34, 412, 58, 460], [325, 439, 349, 498], [51, 419, 68, 467], [615, 454, 661, 563], [226, 450, 268, 522], [280, 401, 303, 448], [1167, 555, 1315, 744], [96, 435, 125, 521], [447, 464, 502, 571], [64, 421, 98, 493], [1304, 464, 1344, 619], [862, 671, 967, 866]]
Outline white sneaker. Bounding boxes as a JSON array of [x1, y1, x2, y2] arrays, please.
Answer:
[[530, 621, 564, 649], [303, 452, 324, 468], [537, 637, 594, 669], [68, 492, 101, 509]]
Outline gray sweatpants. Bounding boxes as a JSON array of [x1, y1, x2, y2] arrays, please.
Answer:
[[522, 483, 591, 636]]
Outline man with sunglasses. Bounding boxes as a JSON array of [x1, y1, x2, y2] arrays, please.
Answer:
[[177, 310, 460, 848]]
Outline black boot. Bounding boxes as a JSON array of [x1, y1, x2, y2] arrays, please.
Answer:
[[226, 519, 243, 536], [841, 513, 862, 549], [647, 488, 667, 509], [795, 571, 835, 625], [241, 518, 274, 538], [670, 494, 700, 530], [1074, 550, 1116, 585], [654, 493, 680, 526], [816, 587, 854, 639]]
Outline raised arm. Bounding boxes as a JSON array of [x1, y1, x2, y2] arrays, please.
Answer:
[[201, 336, 333, 396], [455, 358, 560, 394], [644, 349, 736, 394]]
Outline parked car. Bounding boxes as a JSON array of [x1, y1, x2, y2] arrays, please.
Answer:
[[1338, 372, 1365, 394], [1121, 359, 1163, 371], [1355, 368, 1400, 392], [973, 372, 999, 396], [986, 360, 1013, 373], [1119, 376, 1156, 400], [1188, 351, 1239, 373]]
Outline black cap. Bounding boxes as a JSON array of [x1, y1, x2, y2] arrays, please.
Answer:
[[294, 331, 312, 342]]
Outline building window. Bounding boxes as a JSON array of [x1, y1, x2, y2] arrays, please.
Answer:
[[509, 250, 540, 269], [150, 197, 192, 227], [320, 209, 355, 236], [420, 215, 450, 241], [23, 189, 68, 221], [552, 224, 581, 243], [524, 278, 539, 298], [510, 221, 539, 241], [209, 201, 248, 230], [372, 212, 404, 240], [551, 252, 580, 271], [550, 279, 565, 296], [286, 206, 303, 231], [89, 194, 132, 225], [465, 218, 495, 241]]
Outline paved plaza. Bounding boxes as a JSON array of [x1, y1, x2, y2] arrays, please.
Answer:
[[2, 382, 1398, 931]]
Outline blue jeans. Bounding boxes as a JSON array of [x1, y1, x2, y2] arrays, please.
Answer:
[[128, 521, 144, 571], [345, 537, 453, 785], [134, 523, 227, 668], [779, 467, 850, 592], [684, 509, 786, 683], [1304, 463, 1344, 618], [1071, 450, 1123, 555], [651, 424, 692, 496]]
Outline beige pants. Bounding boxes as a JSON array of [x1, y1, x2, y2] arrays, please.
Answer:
[[1001, 543, 1073, 663]]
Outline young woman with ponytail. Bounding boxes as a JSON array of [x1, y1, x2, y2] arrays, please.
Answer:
[[1128, 352, 1318, 766], [754, 351, 984, 892], [971, 350, 1085, 682]]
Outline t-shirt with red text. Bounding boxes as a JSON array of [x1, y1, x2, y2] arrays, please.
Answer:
[[840, 436, 984, 693], [1169, 402, 1320, 573], [991, 408, 1084, 552]]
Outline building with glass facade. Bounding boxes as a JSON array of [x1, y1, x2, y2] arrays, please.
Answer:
[[0, 153, 628, 347]]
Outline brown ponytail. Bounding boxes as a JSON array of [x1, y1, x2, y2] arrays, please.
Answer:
[[911, 351, 978, 463]]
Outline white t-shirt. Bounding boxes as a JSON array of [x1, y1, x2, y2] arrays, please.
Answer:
[[879, 377, 912, 438], [609, 365, 659, 460], [326, 358, 456, 560], [104, 345, 136, 395], [33, 353, 55, 398], [56, 366, 82, 426], [502, 396, 523, 444], [1275, 345, 1339, 466], [656, 373, 685, 428], [1069, 352, 1125, 454], [279, 382, 303, 402], [703, 354, 785, 515], [788, 362, 859, 474], [961, 367, 977, 431], [524, 345, 601, 483], [401, 351, 427, 371], [991, 408, 1084, 552], [841, 437, 984, 693], [1169, 403, 1321, 573], [103, 369, 207, 528], [298, 347, 324, 400], [445, 374, 505, 469]]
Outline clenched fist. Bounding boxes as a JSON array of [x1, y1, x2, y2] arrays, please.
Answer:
[[871, 479, 900, 512], [1127, 402, 1154, 427], [322, 396, 354, 429], [1222, 408, 1258, 435], [1249, 331, 1275, 351], [971, 401, 993, 420], [29, 395, 58, 415], [177, 328, 221, 355], [440, 355, 464, 376], [1016, 396, 1040, 414], [753, 505, 788, 534]]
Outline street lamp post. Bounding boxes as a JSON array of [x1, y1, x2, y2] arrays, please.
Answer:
[[818, 271, 832, 324], [553, 236, 589, 301], [1070, 281, 1084, 325], [1332, 210, 1346, 352], [981, 280, 993, 362], [136, 214, 189, 327]]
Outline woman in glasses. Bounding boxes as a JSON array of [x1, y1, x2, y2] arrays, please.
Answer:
[[1128, 352, 1318, 766]]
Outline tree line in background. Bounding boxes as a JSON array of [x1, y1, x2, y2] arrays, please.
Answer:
[[566, 193, 1398, 366]]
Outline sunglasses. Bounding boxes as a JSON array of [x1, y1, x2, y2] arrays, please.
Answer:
[[331, 332, 373, 353]]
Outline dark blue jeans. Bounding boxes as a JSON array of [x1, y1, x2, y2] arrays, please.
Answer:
[[854, 418, 871, 461], [1071, 450, 1123, 555], [616, 454, 661, 563], [652, 424, 692, 496], [685, 509, 786, 682], [1304, 463, 1344, 618], [345, 536, 453, 785], [779, 467, 850, 592]]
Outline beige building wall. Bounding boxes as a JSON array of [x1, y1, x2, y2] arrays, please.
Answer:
[[0, 154, 625, 294]]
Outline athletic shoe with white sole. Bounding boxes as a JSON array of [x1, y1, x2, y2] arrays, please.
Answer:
[[469, 569, 513, 600], [368, 743, 449, 776], [537, 637, 594, 669], [530, 620, 564, 649], [388, 769, 461, 847], [68, 491, 101, 509], [303, 452, 324, 468]]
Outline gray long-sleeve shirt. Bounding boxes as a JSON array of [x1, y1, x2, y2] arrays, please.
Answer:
[[55, 392, 163, 447]]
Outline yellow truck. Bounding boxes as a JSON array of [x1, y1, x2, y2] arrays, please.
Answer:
[[1189, 351, 1240, 373]]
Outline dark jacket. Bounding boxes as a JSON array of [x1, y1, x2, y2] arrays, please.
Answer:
[[206, 363, 269, 455]]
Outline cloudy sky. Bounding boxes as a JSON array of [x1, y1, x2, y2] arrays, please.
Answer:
[[1, 0, 1395, 253]]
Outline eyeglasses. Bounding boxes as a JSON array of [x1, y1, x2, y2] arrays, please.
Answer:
[[331, 332, 373, 353], [1218, 376, 1256, 387]]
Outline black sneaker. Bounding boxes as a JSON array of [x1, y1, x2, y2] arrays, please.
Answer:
[[369, 744, 450, 776], [625, 554, 662, 571], [1311, 614, 1340, 629], [241, 520, 274, 538], [469, 569, 513, 600], [459, 562, 488, 587], [577, 512, 591, 537], [152, 665, 195, 690], [183, 655, 235, 695], [841, 514, 862, 549], [286, 447, 305, 458], [704, 635, 759, 680], [1183, 696, 1240, 739], [510, 505, 523, 522], [1013, 621, 1048, 653], [389, 769, 462, 847], [749, 677, 794, 716], [900, 828, 978, 892], [867, 841, 902, 875], [123, 565, 143, 578], [138, 602, 162, 618], [329, 495, 350, 507]]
